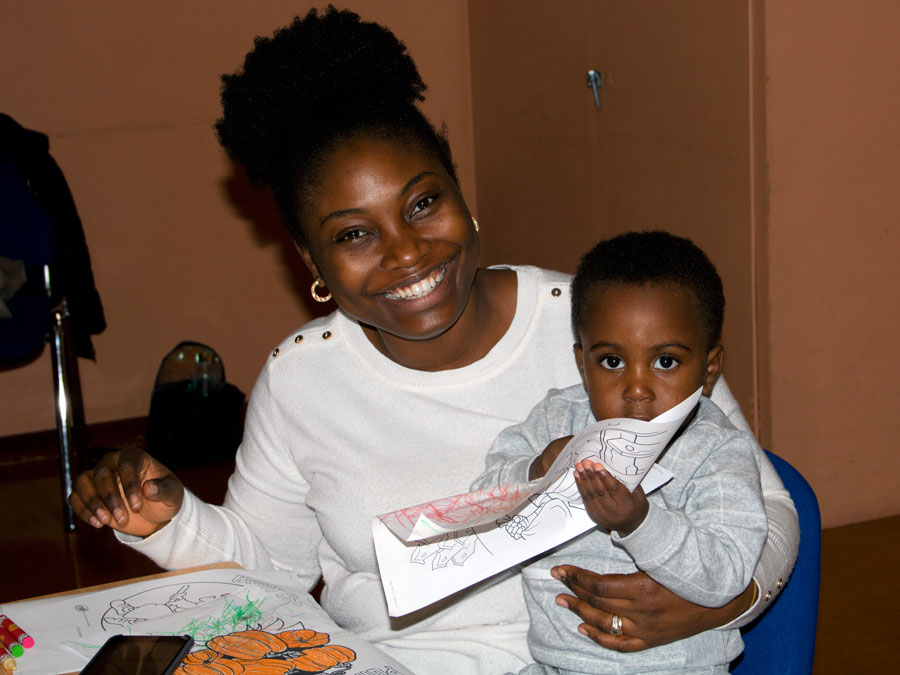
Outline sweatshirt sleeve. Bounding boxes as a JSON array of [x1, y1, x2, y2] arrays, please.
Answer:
[[708, 378, 801, 626], [613, 429, 768, 608], [470, 400, 550, 490], [118, 363, 323, 591], [717, 449, 800, 628]]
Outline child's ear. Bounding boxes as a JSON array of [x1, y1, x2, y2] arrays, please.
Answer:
[[702, 344, 724, 396], [573, 342, 586, 387]]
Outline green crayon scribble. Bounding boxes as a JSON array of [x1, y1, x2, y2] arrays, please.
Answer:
[[177, 593, 265, 644]]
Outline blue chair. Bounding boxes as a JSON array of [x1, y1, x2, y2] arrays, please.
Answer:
[[732, 450, 821, 674]]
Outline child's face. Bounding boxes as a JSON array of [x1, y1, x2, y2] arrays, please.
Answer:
[[573, 282, 723, 422]]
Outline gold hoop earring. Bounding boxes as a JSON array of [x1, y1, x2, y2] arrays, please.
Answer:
[[472, 217, 479, 233], [310, 278, 332, 303]]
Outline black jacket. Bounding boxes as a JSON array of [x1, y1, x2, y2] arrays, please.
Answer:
[[1, 113, 106, 359]]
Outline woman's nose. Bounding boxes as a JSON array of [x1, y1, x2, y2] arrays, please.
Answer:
[[381, 221, 430, 268]]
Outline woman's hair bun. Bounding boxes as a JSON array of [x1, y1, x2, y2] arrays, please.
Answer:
[[216, 5, 427, 188]]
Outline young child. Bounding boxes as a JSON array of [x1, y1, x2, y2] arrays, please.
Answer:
[[473, 231, 768, 674]]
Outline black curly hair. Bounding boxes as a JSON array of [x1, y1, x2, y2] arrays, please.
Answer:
[[215, 5, 458, 245], [570, 231, 725, 351]]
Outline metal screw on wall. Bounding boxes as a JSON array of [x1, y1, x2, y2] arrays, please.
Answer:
[[586, 69, 603, 107]]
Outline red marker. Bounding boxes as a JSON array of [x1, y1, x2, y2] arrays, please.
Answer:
[[0, 631, 22, 659], [0, 644, 15, 671], [0, 619, 31, 650]]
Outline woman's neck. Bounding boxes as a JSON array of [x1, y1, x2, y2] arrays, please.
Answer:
[[360, 267, 518, 372]]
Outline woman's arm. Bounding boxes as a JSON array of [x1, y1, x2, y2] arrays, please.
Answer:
[[549, 567, 757, 651], [717, 449, 800, 628], [612, 430, 768, 608], [119, 367, 325, 589], [551, 434, 800, 649]]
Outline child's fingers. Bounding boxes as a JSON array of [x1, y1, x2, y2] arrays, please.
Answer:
[[575, 461, 608, 498], [578, 459, 629, 504], [595, 463, 628, 498], [575, 464, 621, 518]]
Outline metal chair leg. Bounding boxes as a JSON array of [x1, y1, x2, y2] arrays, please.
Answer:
[[50, 297, 84, 532]]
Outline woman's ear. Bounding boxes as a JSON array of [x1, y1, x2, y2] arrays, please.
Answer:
[[294, 241, 320, 280], [702, 344, 724, 396]]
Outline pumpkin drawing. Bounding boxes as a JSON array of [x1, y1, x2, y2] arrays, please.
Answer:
[[287, 644, 356, 672], [276, 630, 330, 649], [175, 628, 356, 675], [179, 648, 246, 675], [208, 630, 291, 659]]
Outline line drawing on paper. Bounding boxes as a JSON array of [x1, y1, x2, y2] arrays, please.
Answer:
[[380, 482, 533, 539], [589, 426, 669, 479], [497, 476, 583, 542], [410, 527, 491, 569], [497, 426, 668, 541], [101, 582, 240, 630]]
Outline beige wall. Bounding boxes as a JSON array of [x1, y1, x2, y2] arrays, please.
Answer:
[[0, 1, 475, 435], [2, 2, 898, 529], [762, 0, 900, 526], [468, 0, 757, 427]]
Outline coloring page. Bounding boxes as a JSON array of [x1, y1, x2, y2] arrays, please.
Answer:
[[374, 389, 701, 617], [1, 569, 412, 675]]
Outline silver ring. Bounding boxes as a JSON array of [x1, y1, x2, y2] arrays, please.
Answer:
[[610, 614, 623, 636]]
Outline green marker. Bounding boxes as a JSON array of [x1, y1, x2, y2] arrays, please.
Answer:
[[0, 639, 22, 659]]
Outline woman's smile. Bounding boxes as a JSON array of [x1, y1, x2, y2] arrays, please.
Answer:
[[383, 264, 447, 301]]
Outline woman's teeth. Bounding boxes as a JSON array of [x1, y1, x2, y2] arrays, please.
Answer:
[[384, 266, 446, 300]]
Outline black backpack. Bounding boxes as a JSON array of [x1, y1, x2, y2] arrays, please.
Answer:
[[145, 341, 245, 468]]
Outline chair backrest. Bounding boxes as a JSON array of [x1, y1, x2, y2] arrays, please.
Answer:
[[732, 449, 821, 674]]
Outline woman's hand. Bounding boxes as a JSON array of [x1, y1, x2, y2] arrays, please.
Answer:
[[68, 447, 185, 538], [550, 566, 755, 651]]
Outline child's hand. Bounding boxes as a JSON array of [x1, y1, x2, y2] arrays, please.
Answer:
[[575, 459, 649, 536], [529, 436, 573, 480]]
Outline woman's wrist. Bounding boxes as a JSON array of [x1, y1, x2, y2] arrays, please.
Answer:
[[723, 581, 758, 625], [749, 579, 760, 606]]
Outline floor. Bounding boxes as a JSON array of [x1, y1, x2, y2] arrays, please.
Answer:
[[1, 420, 897, 673]]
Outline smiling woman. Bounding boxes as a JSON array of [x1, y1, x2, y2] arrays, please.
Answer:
[[67, 7, 799, 675], [293, 136, 513, 369]]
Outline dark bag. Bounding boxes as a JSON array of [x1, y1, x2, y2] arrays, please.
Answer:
[[145, 341, 245, 468]]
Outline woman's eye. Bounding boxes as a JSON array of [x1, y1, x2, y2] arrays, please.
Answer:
[[599, 355, 624, 370], [336, 228, 367, 242], [653, 355, 679, 370], [410, 194, 437, 216]]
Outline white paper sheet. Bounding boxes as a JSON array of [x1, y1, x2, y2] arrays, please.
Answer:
[[374, 388, 701, 616], [1, 569, 413, 675]]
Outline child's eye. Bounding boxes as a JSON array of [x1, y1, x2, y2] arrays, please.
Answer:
[[599, 355, 624, 370], [653, 355, 679, 370], [410, 194, 437, 217]]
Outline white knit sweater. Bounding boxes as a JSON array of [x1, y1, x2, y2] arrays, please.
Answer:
[[124, 266, 798, 675]]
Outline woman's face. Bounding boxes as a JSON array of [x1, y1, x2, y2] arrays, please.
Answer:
[[296, 135, 479, 342]]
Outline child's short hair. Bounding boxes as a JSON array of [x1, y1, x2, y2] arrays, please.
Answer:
[[571, 230, 725, 351]]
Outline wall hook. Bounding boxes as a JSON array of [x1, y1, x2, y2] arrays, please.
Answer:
[[586, 69, 603, 107]]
